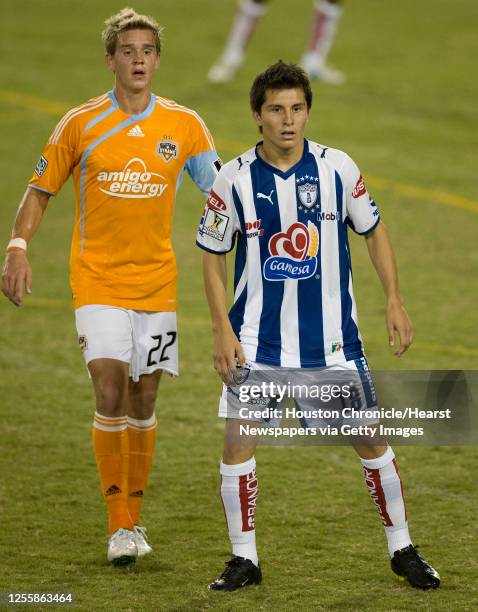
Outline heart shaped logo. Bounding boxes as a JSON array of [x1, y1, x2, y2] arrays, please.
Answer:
[[269, 222, 309, 261]]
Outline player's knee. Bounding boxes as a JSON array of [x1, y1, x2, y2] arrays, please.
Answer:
[[222, 442, 255, 465], [127, 383, 158, 419], [131, 389, 157, 419], [95, 379, 128, 416]]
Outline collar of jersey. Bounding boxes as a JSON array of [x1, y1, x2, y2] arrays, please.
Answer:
[[254, 138, 309, 179], [108, 90, 156, 120]]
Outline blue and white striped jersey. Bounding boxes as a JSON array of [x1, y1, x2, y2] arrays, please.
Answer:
[[196, 139, 380, 368]]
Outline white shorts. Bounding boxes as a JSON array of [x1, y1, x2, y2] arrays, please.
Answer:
[[75, 305, 178, 381], [218, 357, 378, 427]]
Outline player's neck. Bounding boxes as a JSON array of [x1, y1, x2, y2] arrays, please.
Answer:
[[113, 86, 152, 116], [258, 140, 304, 172]]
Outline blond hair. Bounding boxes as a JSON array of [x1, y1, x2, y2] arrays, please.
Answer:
[[102, 7, 162, 55]]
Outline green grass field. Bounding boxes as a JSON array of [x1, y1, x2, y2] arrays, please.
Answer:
[[1, 1, 477, 610]]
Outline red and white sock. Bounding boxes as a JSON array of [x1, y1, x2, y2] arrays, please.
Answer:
[[361, 446, 412, 557], [220, 457, 259, 566], [305, 0, 342, 67], [221, 0, 268, 66]]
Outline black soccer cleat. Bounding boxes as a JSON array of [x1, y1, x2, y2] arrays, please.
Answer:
[[209, 555, 262, 592], [391, 545, 441, 590]]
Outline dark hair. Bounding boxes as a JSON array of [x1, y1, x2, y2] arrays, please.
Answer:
[[250, 61, 312, 114]]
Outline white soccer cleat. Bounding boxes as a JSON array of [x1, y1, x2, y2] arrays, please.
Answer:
[[208, 53, 244, 83], [301, 52, 346, 85], [133, 525, 153, 557], [107, 528, 138, 566]]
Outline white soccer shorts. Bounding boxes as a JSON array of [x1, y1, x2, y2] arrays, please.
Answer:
[[218, 357, 378, 428], [75, 305, 178, 381]]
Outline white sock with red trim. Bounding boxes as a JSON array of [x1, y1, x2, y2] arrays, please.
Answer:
[[221, 0, 268, 66], [304, 0, 343, 66], [220, 457, 259, 567], [361, 446, 412, 557]]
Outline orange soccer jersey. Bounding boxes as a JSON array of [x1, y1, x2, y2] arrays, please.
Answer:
[[29, 91, 218, 311]]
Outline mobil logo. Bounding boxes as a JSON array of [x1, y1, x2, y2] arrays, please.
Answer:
[[263, 221, 319, 281], [317, 210, 339, 222]]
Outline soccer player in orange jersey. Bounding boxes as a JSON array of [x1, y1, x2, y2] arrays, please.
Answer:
[[1, 8, 220, 566]]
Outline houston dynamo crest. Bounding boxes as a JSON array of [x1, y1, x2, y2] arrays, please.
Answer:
[[157, 140, 178, 163]]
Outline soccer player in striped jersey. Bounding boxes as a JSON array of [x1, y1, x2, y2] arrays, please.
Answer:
[[197, 61, 440, 591], [2, 8, 219, 566], [208, 0, 345, 84]]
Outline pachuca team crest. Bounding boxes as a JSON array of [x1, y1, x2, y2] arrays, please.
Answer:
[[296, 174, 320, 213], [298, 183, 318, 208]]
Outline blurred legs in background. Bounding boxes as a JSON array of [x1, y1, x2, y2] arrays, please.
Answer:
[[208, 0, 345, 84]]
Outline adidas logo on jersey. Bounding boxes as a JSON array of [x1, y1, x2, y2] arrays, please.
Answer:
[[127, 124, 144, 137]]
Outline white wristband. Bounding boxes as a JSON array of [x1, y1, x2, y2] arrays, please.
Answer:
[[7, 238, 28, 251]]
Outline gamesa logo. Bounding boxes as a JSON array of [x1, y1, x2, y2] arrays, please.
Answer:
[[263, 222, 319, 281]]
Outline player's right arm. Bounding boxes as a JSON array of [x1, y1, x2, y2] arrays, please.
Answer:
[[2, 104, 80, 306], [2, 188, 50, 306], [196, 163, 244, 383], [202, 251, 245, 384]]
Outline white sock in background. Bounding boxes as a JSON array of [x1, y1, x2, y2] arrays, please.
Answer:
[[304, 0, 343, 68]]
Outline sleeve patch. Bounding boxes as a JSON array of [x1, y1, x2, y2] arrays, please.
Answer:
[[352, 174, 367, 199], [201, 208, 229, 241], [207, 189, 227, 212], [34, 155, 48, 177]]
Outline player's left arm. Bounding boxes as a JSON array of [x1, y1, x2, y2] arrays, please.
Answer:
[[365, 222, 413, 356], [184, 113, 221, 197]]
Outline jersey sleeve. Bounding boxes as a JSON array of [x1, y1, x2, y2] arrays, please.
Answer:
[[196, 169, 241, 253], [28, 112, 79, 196], [184, 112, 220, 197], [342, 154, 380, 235]]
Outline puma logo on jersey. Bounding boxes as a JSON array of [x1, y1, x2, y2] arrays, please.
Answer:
[[257, 190, 275, 205], [237, 156, 250, 170]]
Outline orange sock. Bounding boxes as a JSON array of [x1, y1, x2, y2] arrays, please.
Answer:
[[92, 412, 133, 534], [127, 415, 157, 525]]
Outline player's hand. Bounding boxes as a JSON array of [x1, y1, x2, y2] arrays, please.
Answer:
[[1, 251, 32, 307], [212, 324, 246, 384], [386, 299, 413, 357]]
